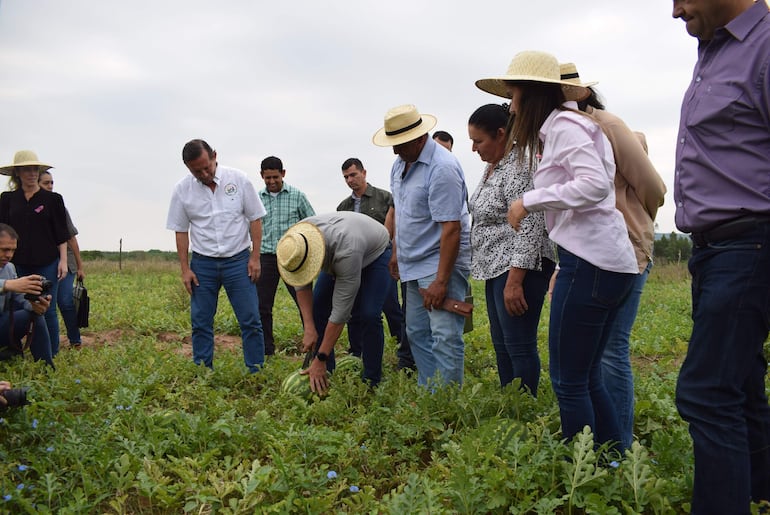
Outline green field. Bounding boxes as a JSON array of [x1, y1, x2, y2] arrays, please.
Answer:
[[0, 260, 763, 513]]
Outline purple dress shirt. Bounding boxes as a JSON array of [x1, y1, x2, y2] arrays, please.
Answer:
[[674, 0, 770, 234]]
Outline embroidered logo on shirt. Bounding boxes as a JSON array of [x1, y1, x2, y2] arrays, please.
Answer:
[[224, 183, 237, 196], [34, 205, 44, 213]]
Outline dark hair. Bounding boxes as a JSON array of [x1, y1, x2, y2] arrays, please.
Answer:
[[468, 104, 510, 137], [0, 223, 18, 240], [341, 158, 363, 171], [260, 156, 283, 171], [506, 82, 566, 168], [432, 130, 453, 145], [182, 139, 215, 163], [578, 87, 606, 111]]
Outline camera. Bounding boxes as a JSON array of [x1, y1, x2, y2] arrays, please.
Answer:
[[0, 387, 30, 409], [24, 278, 52, 302]]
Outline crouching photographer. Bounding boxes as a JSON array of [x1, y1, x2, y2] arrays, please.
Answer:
[[0, 224, 54, 367], [0, 380, 29, 410]]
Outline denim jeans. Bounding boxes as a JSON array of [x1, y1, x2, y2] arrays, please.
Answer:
[[404, 267, 469, 387], [486, 259, 554, 394], [349, 277, 414, 368], [549, 248, 635, 447], [56, 271, 81, 345], [190, 249, 264, 373], [17, 259, 60, 356], [675, 225, 770, 513], [601, 262, 649, 451], [0, 309, 53, 366], [313, 247, 391, 385], [256, 253, 299, 355]]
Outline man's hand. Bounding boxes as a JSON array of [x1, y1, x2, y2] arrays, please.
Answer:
[[181, 269, 199, 295], [0, 381, 11, 406], [301, 327, 319, 353], [30, 295, 52, 315], [504, 282, 527, 316], [247, 255, 261, 283], [301, 358, 329, 394], [5, 275, 44, 296], [420, 279, 448, 310], [388, 252, 400, 281]]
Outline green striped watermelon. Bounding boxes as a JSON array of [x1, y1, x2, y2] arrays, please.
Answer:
[[334, 355, 362, 375], [281, 369, 314, 400]]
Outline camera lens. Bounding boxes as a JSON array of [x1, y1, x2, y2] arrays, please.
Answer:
[[1, 387, 30, 409]]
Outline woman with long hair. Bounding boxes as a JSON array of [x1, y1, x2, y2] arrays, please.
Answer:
[[477, 51, 637, 449], [467, 103, 555, 394]]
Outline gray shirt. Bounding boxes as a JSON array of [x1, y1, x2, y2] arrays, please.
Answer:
[[304, 212, 389, 324]]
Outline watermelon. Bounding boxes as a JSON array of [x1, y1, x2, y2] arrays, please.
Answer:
[[334, 355, 362, 375], [281, 369, 314, 400]]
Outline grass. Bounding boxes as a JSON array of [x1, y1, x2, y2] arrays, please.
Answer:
[[0, 261, 757, 513]]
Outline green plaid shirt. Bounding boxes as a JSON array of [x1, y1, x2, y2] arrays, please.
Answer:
[[259, 183, 315, 253]]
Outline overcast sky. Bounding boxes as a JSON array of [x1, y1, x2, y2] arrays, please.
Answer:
[[0, 1, 707, 251]]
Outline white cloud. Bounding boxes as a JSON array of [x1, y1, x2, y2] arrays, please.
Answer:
[[0, 0, 704, 250]]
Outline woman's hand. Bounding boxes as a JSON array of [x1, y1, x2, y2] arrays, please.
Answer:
[[507, 198, 528, 231]]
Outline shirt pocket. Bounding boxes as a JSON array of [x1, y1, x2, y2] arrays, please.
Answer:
[[685, 83, 743, 134]]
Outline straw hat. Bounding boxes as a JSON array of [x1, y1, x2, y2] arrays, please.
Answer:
[[559, 62, 599, 89], [372, 104, 437, 147], [277, 221, 325, 287], [0, 150, 53, 176], [475, 50, 590, 102]]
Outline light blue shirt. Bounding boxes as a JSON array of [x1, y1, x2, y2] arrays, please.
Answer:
[[390, 137, 471, 281]]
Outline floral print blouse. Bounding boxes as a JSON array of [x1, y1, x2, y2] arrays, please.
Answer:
[[468, 150, 556, 281]]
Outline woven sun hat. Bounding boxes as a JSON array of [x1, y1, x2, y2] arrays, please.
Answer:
[[277, 221, 325, 287], [0, 150, 53, 176], [559, 62, 599, 89], [475, 50, 591, 102], [372, 104, 437, 147]]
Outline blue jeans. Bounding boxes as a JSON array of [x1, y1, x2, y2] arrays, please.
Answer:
[[256, 253, 299, 355], [190, 250, 264, 373], [56, 271, 81, 345], [486, 259, 554, 394], [349, 277, 415, 368], [675, 225, 770, 513], [17, 259, 60, 356], [601, 262, 649, 451], [549, 248, 635, 448], [313, 247, 391, 385], [0, 308, 53, 367], [404, 267, 469, 387]]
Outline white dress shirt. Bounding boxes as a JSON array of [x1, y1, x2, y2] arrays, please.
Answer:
[[166, 165, 266, 257]]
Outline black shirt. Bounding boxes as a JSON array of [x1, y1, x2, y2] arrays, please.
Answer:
[[0, 189, 70, 267]]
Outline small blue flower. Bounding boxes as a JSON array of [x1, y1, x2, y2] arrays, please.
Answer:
[[31, 419, 38, 429], [17, 465, 27, 472], [360, 444, 366, 450], [3, 494, 10, 501], [74, 379, 81, 384], [46, 446, 54, 452], [0, 418, 5, 424], [16, 483, 24, 491], [609, 461, 620, 468], [116, 405, 124, 411], [327, 470, 337, 479], [349, 485, 359, 493], [126, 405, 132, 411]]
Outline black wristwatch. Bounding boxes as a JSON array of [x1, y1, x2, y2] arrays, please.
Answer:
[[316, 351, 329, 362]]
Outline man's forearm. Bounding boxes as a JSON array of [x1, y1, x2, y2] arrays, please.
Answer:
[[175, 232, 191, 272], [436, 221, 460, 284]]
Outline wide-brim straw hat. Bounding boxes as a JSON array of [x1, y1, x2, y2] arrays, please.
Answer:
[[277, 221, 325, 287], [372, 104, 437, 147], [559, 62, 599, 89], [0, 150, 53, 176], [475, 50, 591, 102]]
